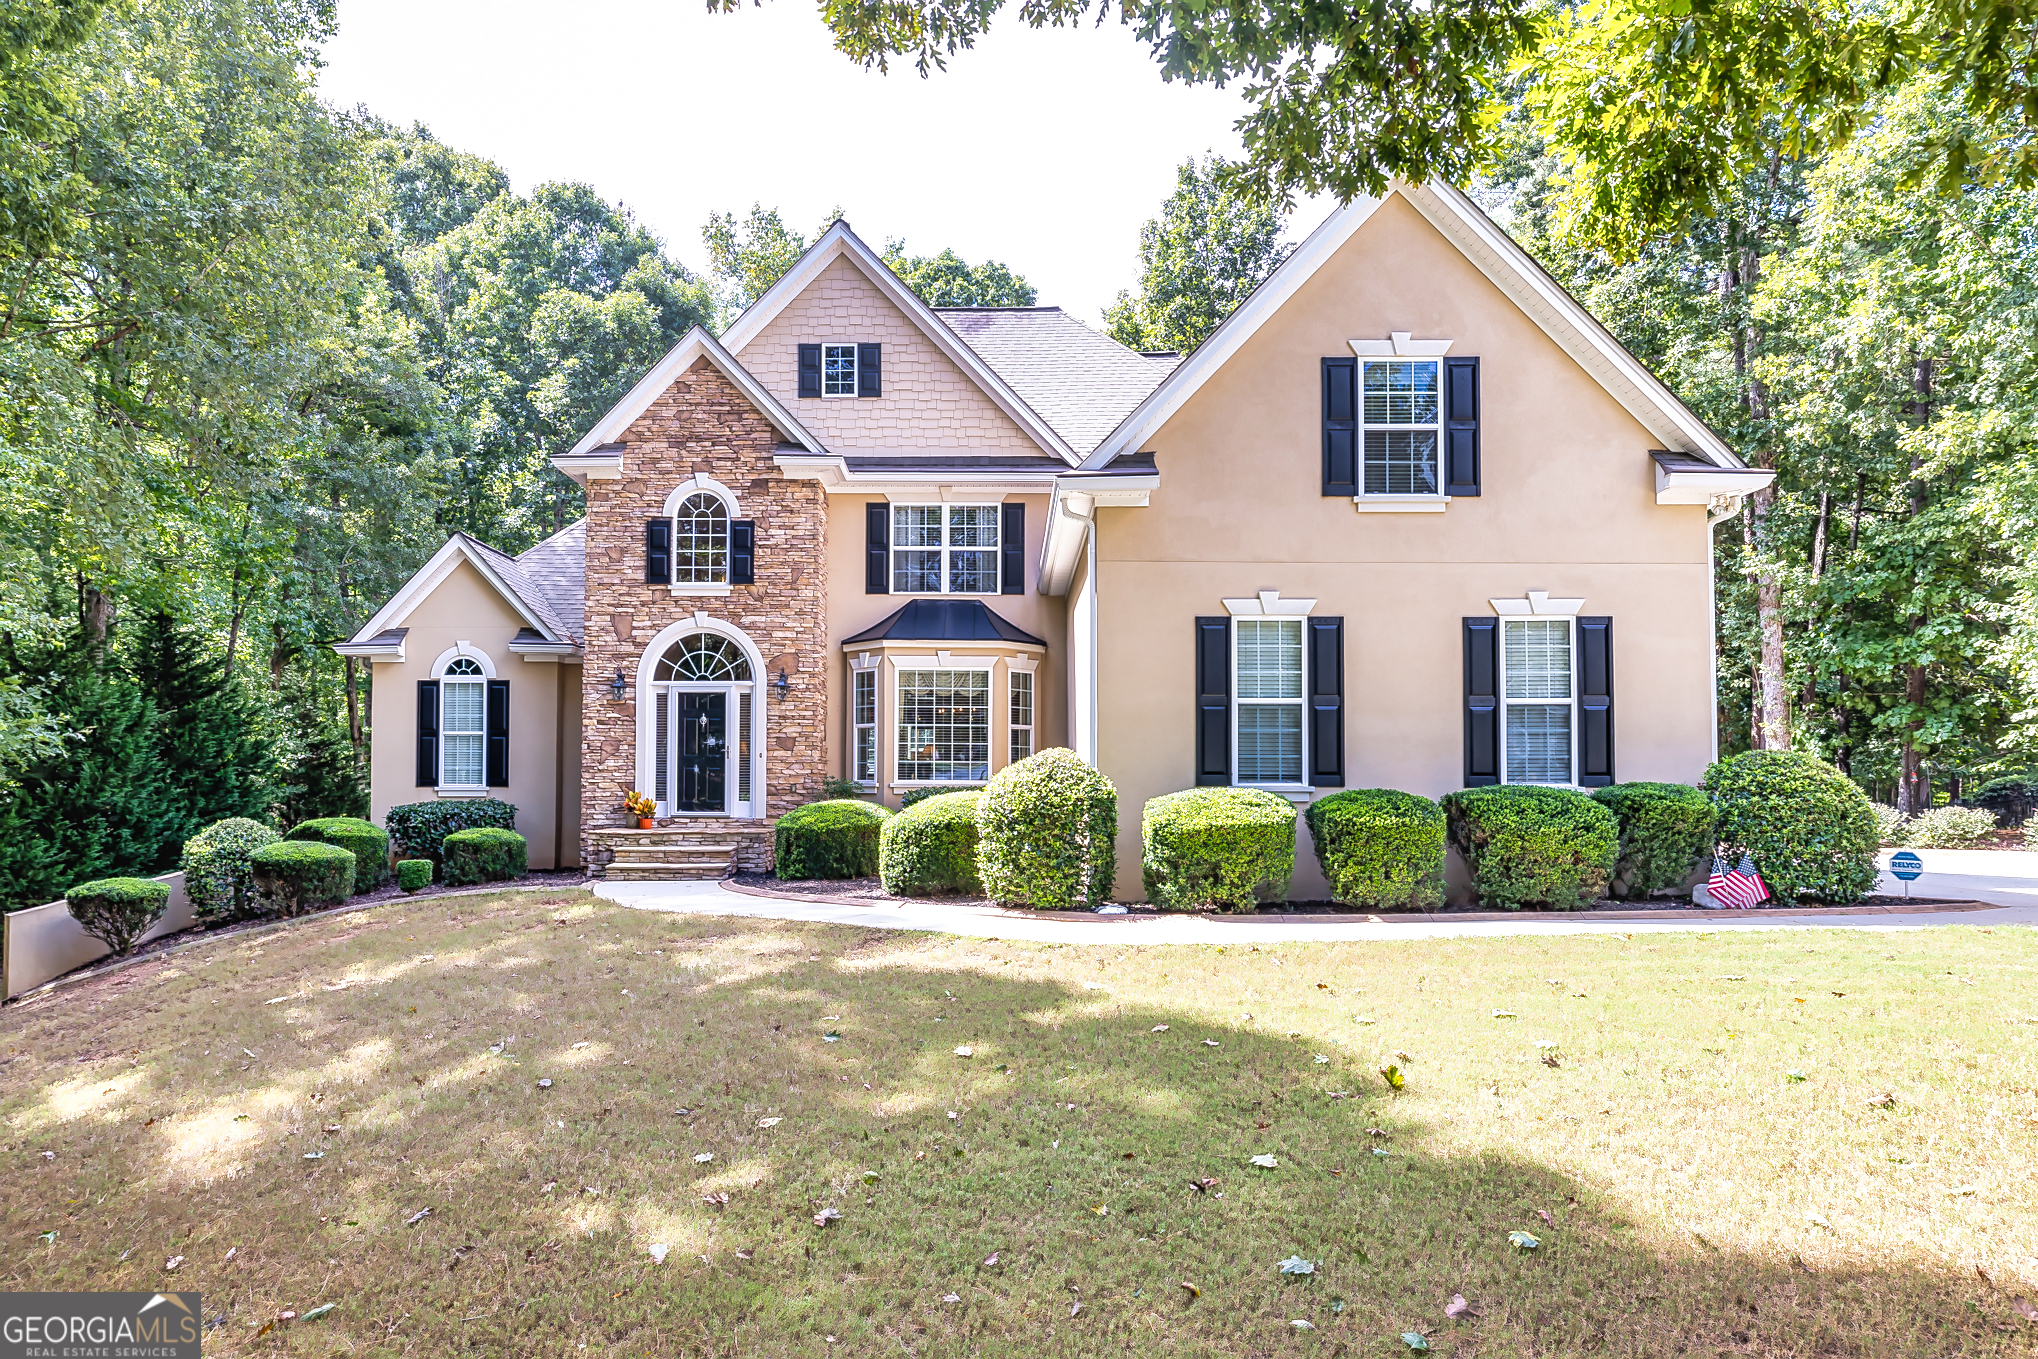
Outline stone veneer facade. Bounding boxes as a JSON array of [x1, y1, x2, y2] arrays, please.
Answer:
[[578, 356, 827, 869]]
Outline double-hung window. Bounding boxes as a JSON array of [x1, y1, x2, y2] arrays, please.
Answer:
[[1009, 671, 1033, 762], [1235, 619, 1304, 785], [1503, 618, 1574, 784], [896, 669, 990, 781], [1362, 359, 1441, 496], [823, 344, 857, 397], [440, 657, 487, 789], [892, 505, 999, 594], [852, 670, 877, 784]]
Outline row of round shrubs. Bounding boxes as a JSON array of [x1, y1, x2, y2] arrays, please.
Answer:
[[772, 747, 1884, 913]]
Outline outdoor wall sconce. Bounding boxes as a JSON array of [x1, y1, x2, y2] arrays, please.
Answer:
[[608, 669, 627, 701], [774, 669, 790, 701]]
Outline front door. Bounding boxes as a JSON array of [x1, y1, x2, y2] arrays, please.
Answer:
[[673, 691, 726, 812]]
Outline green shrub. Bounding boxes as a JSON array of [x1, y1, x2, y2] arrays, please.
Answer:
[[1901, 805, 1997, 848], [248, 840, 356, 917], [901, 784, 984, 810], [1972, 776, 2038, 828], [1589, 782, 1716, 899], [1141, 787, 1295, 911], [1442, 785, 1619, 910], [1304, 789, 1445, 910], [1701, 751, 1878, 904], [442, 827, 528, 886], [879, 791, 984, 896], [396, 859, 434, 893], [65, 877, 171, 955], [180, 817, 282, 920], [977, 748, 1117, 909], [384, 798, 518, 869], [288, 816, 390, 892], [774, 800, 889, 879], [1870, 803, 1908, 846]]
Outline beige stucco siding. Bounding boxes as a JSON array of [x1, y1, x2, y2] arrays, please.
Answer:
[[735, 257, 1041, 451], [1094, 191, 1716, 899], [365, 560, 573, 869]]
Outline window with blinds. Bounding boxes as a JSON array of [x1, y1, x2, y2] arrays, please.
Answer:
[[1236, 618, 1303, 784], [1503, 618, 1574, 784]]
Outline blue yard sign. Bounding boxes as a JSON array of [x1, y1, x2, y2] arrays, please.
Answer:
[[1889, 849, 1924, 898]]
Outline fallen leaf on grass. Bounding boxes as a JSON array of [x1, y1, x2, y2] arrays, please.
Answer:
[[1402, 1333, 1430, 1351], [300, 1304, 334, 1322], [1250, 1155, 1279, 1169], [1278, 1256, 1316, 1275], [1179, 1281, 1201, 1299], [1507, 1231, 1540, 1251], [1445, 1295, 1471, 1319]]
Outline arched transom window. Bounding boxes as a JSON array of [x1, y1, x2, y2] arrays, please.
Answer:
[[655, 633, 752, 683], [674, 492, 730, 584]]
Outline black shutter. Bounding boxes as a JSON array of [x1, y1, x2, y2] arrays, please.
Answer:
[[1577, 616, 1614, 786], [1307, 616, 1345, 787], [1322, 357, 1357, 497], [1444, 356, 1480, 496], [645, 518, 670, 584], [798, 344, 822, 398], [730, 519, 755, 585], [865, 502, 889, 594], [1195, 616, 1231, 786], [857, 343, 881, 397], [485, 679, 510, 787], [1000, 502, 1025, 595], [415, 680, 439, 787], [1463, 617, 1500, 786]]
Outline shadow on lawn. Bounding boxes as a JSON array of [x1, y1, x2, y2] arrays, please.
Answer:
[[0, 890, 2024, 1358]]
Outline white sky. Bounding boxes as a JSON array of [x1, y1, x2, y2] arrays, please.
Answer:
[[316, 0, 1323, 325]]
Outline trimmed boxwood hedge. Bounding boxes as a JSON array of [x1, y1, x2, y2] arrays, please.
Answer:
[[775, 800, 890, 880], [181, 817, 281, 920], [442, 827, 528, 886], [1141, 787, 1295, 912], [289, 816, 390, 892], [879, 790, 984, 896], [977, 748, 1117, 909], [384, 798, 518, 868], [1589, 782, 1715, 899], [1701, 751, 1878, 904], [65, 877, 171, 955], [395, 859, 435, 893], [249, 840, 356, 916], [1304, 789, 1445, 910], [1442, 785, 1619, 910]]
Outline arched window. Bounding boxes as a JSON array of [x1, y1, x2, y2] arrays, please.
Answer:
[[673, 492, 730, 585], [439, 656, 488, 789]]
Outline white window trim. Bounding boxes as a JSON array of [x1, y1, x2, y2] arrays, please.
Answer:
[[822, 342, 858, 399], [889, 657, 996, 790], [1354, 355, 1448, 508], [889, 502, 1003, 596], [1498, 615, 1580, 788], [633, 616, 767, 818]]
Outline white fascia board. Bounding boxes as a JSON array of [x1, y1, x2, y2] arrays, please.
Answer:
[[343, 536, 560, 647], [722, 222, 1079, 466], [773, 453, 1062, 497], [1081, 193, 1390, 470], [1400, 182, 1741, 468], [561, 326, 825, 460]]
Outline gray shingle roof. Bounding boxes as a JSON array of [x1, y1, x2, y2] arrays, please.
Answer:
[[934, 308, 1179, 456]]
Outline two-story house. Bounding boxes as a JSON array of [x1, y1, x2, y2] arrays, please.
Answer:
[[336, 181, 1772, 898]]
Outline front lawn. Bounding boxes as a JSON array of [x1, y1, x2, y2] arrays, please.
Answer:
[[3, 889, 2035, 1356]]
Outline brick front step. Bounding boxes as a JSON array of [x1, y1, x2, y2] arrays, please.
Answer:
[[586, 820, 774, 881]]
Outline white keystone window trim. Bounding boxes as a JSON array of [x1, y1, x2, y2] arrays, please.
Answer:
[[822, 344, 857, 398], [891, 504, 1000, 595]]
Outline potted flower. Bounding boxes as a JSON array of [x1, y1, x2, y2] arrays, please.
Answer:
[[624, 791, 657, 829]]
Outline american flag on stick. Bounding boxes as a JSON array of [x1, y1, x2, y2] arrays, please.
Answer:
[[1708, 853, 1770, 909]]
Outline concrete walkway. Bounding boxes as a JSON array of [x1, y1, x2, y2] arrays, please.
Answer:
[[591, 848, 2038, 945]]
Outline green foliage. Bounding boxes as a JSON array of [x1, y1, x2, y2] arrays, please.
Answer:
[[441, 827, 527, 887], [181, 818, 282, 920], [289, 817, 390, 892], [1702, 752, 1880, 904], [1141, 787, 1295, 912], [1442, 786, 1619, 910], [248, 840, 355, 916], [1972, 777, 2038, 828], [395, 858, 434, 893], [774, 800, 890, 881], [1102, 157, 1292, 356], [384, 799, 518, 868], [900, 784, 983, 810], [1900, 805, 1997, 848], [1589, 783, 1716, 899], [880, 242, 1035, 307], [64, 876, 171, 955], [1303, 789, 1445, 910], [879, 791, 983, 896], [976, 749, 1117, 909]]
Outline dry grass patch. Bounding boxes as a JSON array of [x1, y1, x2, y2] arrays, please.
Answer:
[[3, 889, 2037, 1356]]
